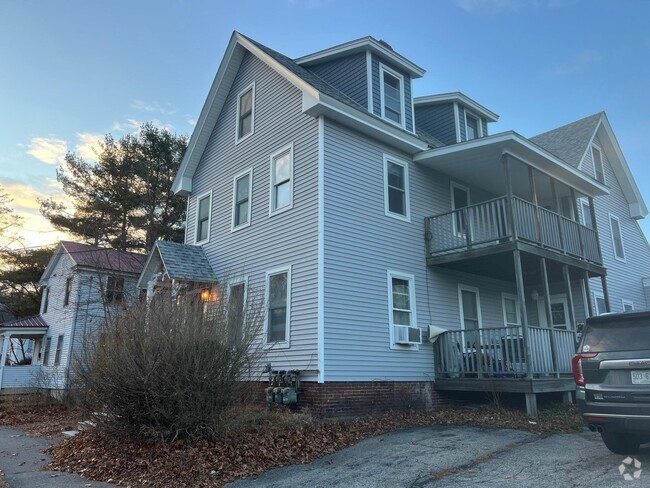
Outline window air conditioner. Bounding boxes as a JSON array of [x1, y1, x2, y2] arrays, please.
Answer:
[[394, 325, 422, 345]]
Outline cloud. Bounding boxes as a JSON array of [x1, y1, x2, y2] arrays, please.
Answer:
[[457, 0, 573, 12], [27, 137, 68, 164], [112, 118, 175, 133], [543, 49, 602, 77], [0, 177, 73, 249], [131, 100, 176, 115], [187, 118, 197, 126], [75, 132, 104, 162]]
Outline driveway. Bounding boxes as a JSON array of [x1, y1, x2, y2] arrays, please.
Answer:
[[0, 427, 111, 488], [229, 426, 650, 487]]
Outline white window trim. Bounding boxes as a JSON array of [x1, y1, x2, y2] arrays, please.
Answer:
[[463, 109, 483, 141], [235, 81, 255, 144], [608, 213, 626, 262], [386, 270, 418, 350], [593, 291, 606, 315], [231, 168, 253, 232], [383, 153, 411, 222], [591, 143, 605, 184], [379, 63, 406, 129], [501, 293, 521, 327], [194, 191, 212, 245], [579, 198, 593, 228], [622, 299, 634, 312], [264, 265, 292, 349], [41, 287, 49, 314], [269, 143, 294, 217], [458, 284, 483, 331]]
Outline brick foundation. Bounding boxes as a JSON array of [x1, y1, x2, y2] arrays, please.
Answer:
[[255, 381, 454, 418]]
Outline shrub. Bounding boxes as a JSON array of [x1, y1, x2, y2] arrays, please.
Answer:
[[73, 285, 266, 441]]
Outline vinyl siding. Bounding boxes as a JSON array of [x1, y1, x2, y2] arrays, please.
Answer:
[[308, 53, 368, 109], [414, 104, 457, 146], [322, 120, 563, 381], [371, 55, 414, 132], [585, 134, 650, 311], [186, 52, 320, 379]]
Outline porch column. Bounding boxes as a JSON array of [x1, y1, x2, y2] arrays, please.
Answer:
[[0, 334, 11, 391], [528, 166, 541, 242], [562, 265, 577, 330], [540, 258, 560, 378], [570, 188, 585, 258], [583, 270, 594, 317], [551, 179, 566, 253], [503, 154, 517, 240], [513, 250, 533, 379], [601, 275, 611, 313], [588, 196, 603, 263]]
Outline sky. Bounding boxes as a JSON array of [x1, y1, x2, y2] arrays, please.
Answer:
[[2, 0, 650, 248]]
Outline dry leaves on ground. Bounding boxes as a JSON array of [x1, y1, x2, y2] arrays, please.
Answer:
[[0, 404, 83, 437], [45, 404, 582, 487]]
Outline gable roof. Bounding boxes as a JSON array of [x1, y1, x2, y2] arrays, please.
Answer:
[[137, 240, 217, 288], [40, 241, 147, 284], [414, 92, 499, 123], [530, 113, 602, 168], [172, 31, 428, 195], [532, 112, 647, 219], [294, 36, 426, 78]]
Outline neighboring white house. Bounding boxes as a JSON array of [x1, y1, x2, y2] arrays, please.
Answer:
[[136, 32, 650, 417], [0, 241, 145, 394]]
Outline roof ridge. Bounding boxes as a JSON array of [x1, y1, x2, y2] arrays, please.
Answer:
[[531, 112, 603, 140]]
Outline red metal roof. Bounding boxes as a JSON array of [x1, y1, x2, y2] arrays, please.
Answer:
[[61, 241, 147, 275], [0, 315, 48, 329]]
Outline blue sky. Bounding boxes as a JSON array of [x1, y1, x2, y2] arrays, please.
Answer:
[[2, 0, 650, 246]]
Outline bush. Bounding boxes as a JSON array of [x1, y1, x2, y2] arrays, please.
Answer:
[[73, 285, 266, 441]]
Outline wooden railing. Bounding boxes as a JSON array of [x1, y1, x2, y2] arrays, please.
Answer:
[[434, 326, 576, 379], [426, 195, 601, 264]]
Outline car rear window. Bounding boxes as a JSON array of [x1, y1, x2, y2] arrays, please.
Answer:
[[582, 319, 650, 352]]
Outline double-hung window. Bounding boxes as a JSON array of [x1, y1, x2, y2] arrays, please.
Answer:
[[592, 145, 605, 183], [232, 169, 252, 230], [270, 144, 293, 215], [105, 276, 125, 303], [609, 214, 625, 261], [236, 83, 255, 142], [64, 277, 72, 306], [594, 293, 607, 315], [266, 267, 291, 345], [387, 271, 417, 348], [42, 287, 49, 314], [227, 281, 247, 343], [502, 294, 520, 327], [380, 64, 405, 127], [465, 112, 480, 140], [54, 335, 64, 366], [383, 155, 410, 221], [195, 192, 212, 243], [581, 200, 594, 229], [42, 336, 52, 365]]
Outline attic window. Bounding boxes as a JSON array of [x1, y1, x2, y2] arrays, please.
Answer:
[[380, 64, 405, 127], [465, 113, 480, 140], [236, 83, 255, 142], [592, 145, 605, 183]]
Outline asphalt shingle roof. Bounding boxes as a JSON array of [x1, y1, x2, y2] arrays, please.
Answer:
[[0, 315, 47, 328], [155, 241, 217, 283], [530, 113, 603, 168]]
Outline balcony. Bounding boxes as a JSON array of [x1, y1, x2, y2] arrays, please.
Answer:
[[426, 195, 601, 267]]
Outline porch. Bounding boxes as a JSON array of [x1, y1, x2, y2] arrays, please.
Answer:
[[0, 315, 48, 394]]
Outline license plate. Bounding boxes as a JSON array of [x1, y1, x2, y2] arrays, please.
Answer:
[[631, 370, 650, 385]]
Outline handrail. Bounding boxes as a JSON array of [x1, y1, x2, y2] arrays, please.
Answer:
[[428, 196, 509, 220]]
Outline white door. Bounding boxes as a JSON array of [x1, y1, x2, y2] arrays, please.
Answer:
[[459, 285, 481, 349], [538, 294, 570, 330]]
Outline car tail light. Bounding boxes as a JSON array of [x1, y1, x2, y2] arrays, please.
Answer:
[[572, 353, 598, 386]]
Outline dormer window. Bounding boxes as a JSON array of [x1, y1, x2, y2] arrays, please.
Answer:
[[236, 82, 255, 142], [592, 145, 605, 183], [465, 112, 481, 140], [379, 64, 405, 127]]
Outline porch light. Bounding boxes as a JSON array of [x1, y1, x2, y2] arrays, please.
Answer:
[[200, 288, 211, 302]]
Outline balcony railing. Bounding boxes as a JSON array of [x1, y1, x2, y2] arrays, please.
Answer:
[[426, 195, 601, 264], [434, 326, 576, 379]]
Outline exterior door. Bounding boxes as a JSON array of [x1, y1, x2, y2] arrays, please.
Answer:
[[459, 285, 481, 348], [452, 183, 470, 236], [538, 294, 570, 330]]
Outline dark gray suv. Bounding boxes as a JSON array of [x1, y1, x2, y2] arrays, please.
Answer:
[[574, 311, 650, 454]]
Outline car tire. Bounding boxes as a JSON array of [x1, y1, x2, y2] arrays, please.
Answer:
[[601, 432, 640, 454]]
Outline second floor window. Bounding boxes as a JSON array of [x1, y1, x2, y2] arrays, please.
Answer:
[[380, 64, 404, 127], [465, 113, 480, 140], [609, 214, 625, 260], [581, 201, 594, 229], [236, 83, 255, 141], [105, 276, 125, 303], [384, 156, 410, 221], [232, 170, 252, 230], [592, 145, 605, 183], [64, 277, 72, 306], [195, 193, 211, 243], [42, 287, 49, 314], [270, 145, 293, 215]]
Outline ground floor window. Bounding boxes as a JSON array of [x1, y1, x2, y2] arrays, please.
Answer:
[[266, 267, 291, 345]]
